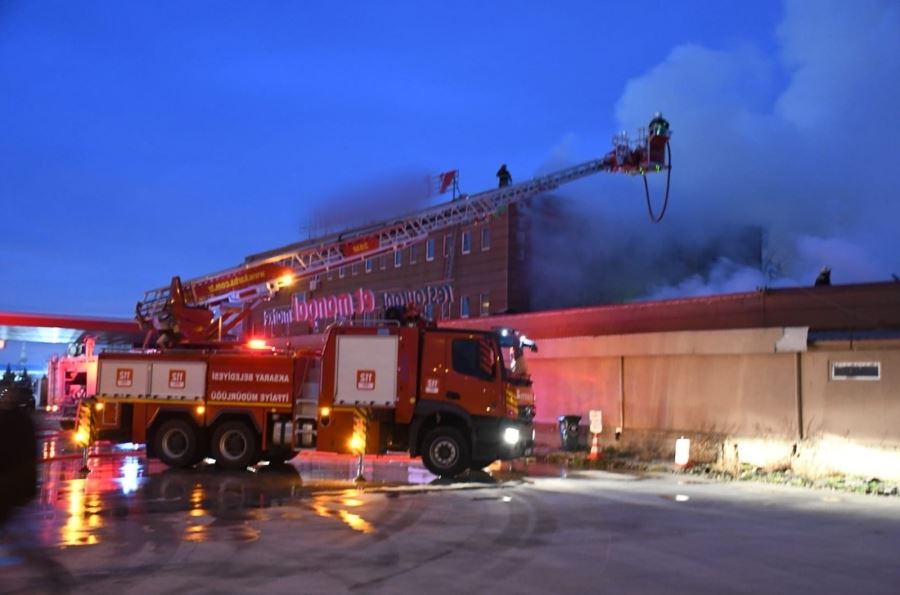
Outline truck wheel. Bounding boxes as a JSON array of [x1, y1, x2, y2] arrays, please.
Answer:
[[156, 419, 199, 469], [421, 427, 470, 478], [212, 421, 259, 470]]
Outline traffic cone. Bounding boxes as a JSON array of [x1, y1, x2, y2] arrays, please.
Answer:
[[588, 433, 602, 461]]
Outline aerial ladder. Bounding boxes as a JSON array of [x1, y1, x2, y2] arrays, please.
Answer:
[[136, 120, 672, 347]]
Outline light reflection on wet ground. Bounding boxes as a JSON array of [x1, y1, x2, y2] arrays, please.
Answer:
[[2, 430, 671, 593], [311, 492, 376, 534], [8, 435, 524, 550], [8, 421, 900, 593], [6, 435, 645, 558]]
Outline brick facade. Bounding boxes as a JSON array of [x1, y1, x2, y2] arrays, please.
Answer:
[[247, 204, 528, 340]]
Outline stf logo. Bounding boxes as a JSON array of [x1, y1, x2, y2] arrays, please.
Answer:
[[116, 368, 133, 388], [425, 378, 439, 394], [169, 369, 186, 389], [356, 370, 376, 391]]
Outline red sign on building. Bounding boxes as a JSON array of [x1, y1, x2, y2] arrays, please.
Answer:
[[262, 288, 377, 327]]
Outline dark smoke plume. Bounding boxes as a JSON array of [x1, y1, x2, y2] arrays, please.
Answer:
[[528, 0, 900, 306]]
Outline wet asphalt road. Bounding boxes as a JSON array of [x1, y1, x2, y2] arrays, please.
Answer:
[[3, 427, 900, 594]]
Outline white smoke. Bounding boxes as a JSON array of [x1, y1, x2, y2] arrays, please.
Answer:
[[646, 259, 768, 301], [530, 0, 900, 304]]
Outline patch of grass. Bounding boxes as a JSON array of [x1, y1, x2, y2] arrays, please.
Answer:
[[682, 462, 899, 496], [533, 451, 900, 496]]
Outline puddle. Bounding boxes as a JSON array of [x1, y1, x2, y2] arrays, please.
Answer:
[[289, 453, 436, 485], [16, 438, 523, 548]]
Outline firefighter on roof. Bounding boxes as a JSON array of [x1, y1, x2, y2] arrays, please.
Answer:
[[815, 266, 832, 287], [496, 164, 512, 188]]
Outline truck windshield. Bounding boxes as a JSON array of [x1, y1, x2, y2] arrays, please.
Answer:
[[495, 328, 535, 385], [501, 345, 529, 377]]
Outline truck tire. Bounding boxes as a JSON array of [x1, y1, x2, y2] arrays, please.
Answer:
[[211, 421, 259, 470], [421, 426, 470, 478], [156, 419, 200, 469]]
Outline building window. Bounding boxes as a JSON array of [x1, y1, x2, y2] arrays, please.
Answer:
[[394, 250, 402, 268], [379, 254, 387, 270], [481, 228, 491, 251], [426, 238, 435, 261], [339, 266, 346, 279], [480, 293, 490, 316], [409, 244, 418, 264], [443, 234, 453, 258], [441, 301, 451, 320], [327, 269, 333, 281], [461, 230, 472, 255], [365, 258, 373, 273], [460, 295, 470, 319], [351, 262, 359, 276], [424, 303, 434, 320], [831, 361, 881, 381]]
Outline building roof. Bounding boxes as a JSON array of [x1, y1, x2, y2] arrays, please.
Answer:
[[0, 311, 143, 345], [442, 281, 900, 340]]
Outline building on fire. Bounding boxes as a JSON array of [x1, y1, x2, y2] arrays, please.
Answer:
[[246, 204, 533, 341]]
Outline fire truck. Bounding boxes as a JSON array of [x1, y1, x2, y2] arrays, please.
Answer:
[[84, 119, 671, 477], [49, 355, 94, 428], [90, 317, 537, 476]]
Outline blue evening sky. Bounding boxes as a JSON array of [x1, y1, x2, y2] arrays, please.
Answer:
[[1, 1, 782, 314]]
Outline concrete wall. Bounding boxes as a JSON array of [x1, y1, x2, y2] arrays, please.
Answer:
[[801, 345, 900, 444], [530, 328, 799, 432], [278, 325, 900, 479], [529, 357, 621, 428], [528, 328, 900, 480], [623, 353, 797, 437]]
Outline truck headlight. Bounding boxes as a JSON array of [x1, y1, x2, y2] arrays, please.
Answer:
[[503, 427, 520, 445]]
